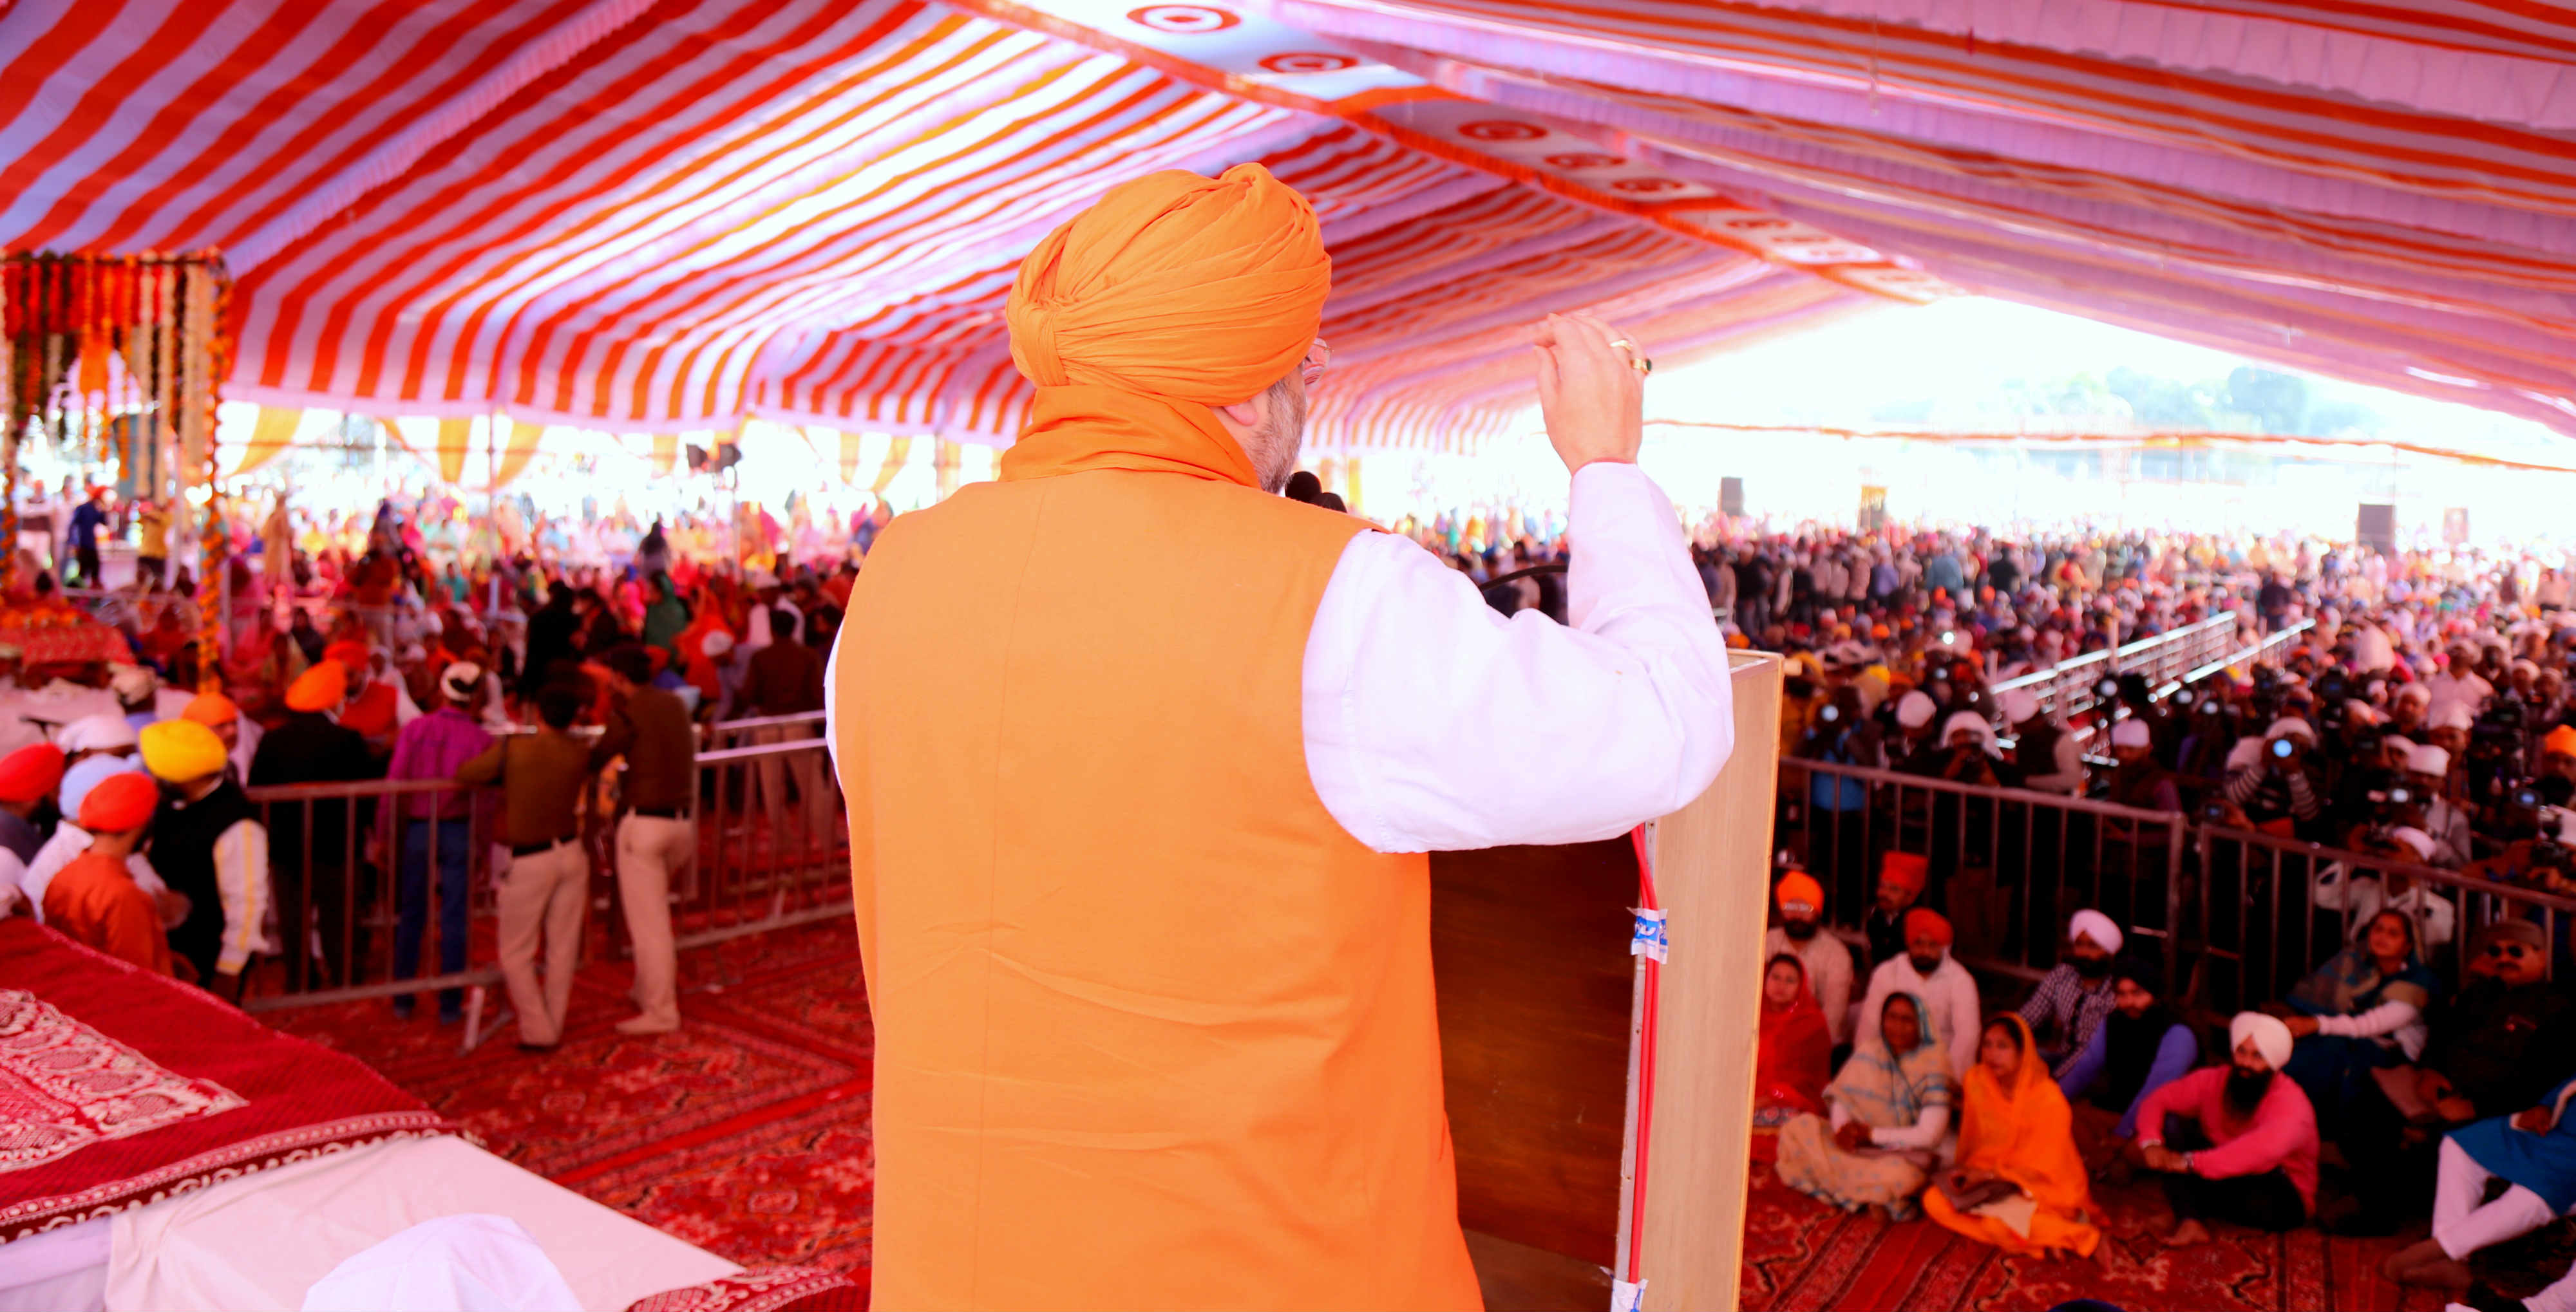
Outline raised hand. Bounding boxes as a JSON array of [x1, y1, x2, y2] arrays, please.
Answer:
[[1531, 312, 1645, 474]]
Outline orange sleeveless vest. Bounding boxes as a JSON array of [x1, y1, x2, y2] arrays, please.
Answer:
[[834, 465, 1479, 1310]]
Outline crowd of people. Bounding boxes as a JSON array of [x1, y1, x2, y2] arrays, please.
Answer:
[[0, 487, 864, 1051], [1750, 530, 2576, 1311], [24, 470, 2576, 1303]]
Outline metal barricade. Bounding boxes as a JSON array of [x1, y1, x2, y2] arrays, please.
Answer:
[[238, 776, 507, 1015], [1780, 756, 2576, 1017], [1781, 758, 2189, 989], [703, 709, 826, 752], [234, 727, 851, 1031], [1992, 614, 2243, 725], [652, 727, 849, 953], [2190, 827, 2575, 1009]]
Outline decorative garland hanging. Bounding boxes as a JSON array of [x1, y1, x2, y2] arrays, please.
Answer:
[[0, 250, 234, 681]]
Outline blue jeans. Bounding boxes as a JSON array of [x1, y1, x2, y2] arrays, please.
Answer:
[[394, 818, 472, 1018]]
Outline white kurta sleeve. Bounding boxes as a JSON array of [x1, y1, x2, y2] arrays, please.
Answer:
[[1302, 462, 1735, 853], [213, 818, 274, 975]]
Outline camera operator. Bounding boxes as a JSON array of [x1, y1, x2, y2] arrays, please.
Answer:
[[2170, 682, 2242, 783], [2467, 807, 2576, 897], [2328, 727, 2410, 839], [2461, 692, 2530, 812], [2224, 717, 2327, 838], [2319, 825, 2458, 954], [2003, 688, 2083, 796], [1795, 683, 1883, 899], [2400, 744, 2472, 868], [1903, 711, 2018, 790]]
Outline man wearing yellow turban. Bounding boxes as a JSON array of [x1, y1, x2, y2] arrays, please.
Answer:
[[832, 164, 1734, 1309], [142, 719, 272, 996]]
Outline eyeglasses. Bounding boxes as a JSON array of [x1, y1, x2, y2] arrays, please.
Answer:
[[1300, 337, 1331, 390], [2485, 942, 2535, 960]]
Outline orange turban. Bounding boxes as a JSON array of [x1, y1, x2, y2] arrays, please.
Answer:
[[1774, 870, 1824, 915], [286, 662, 347, 711], [1904, 907, 1953, 946], [77, 771, 158, 834], [182, 692, 240, 727], [1879, 850, 1928, 895], [325, 639, 371, 668], [0, 743, 65, 806], [2547, 724, 2576, 759], [341, 681, 398, 738], [1006, 164, 1329, 406]]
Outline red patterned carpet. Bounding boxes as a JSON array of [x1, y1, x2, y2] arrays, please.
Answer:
[[269, 919, 876, 1293], [273, 923, 2549, 1311], [1734, 1144, 2561, 1312]]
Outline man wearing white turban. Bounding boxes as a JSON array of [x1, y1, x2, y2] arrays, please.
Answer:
[[2019, 909, 2125, 1077], [2134, 1012, 2319, 1246]]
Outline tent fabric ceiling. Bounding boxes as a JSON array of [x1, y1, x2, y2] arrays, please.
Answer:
[[3, 0, 2571, 453]]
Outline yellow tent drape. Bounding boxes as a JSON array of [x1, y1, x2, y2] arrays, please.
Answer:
[[871, 436, 913, 495], [493, 421, 545, 490], [839, 431, 864, 483], [650, 433, 676, 474], [234, 407, 301, 476], [436, 418, 471, 484]]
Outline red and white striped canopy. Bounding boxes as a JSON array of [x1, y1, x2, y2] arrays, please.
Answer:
[[5, 0, 2570, 452]]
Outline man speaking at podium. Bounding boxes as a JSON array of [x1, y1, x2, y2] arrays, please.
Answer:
[[829, 164, 1734, 1310]]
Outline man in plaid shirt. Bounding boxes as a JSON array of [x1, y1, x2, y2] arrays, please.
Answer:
[[2022, 908, 2125, 1078]]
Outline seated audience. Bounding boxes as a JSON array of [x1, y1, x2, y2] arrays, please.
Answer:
[[2018, 908, 2122, 1076], [1776, 992, 1953, 1220], [39, 771, 170, 975], [2134, 1013, 2318, 1244], [1863, 850, 1927, 968], [1755, 953, 1833, 1126], [2386, 1074, 2576, 1295], [1857, 908, 1984, 1079], [1768, 869, 1852, 1045], [2055, 953, 2197, 1155], [2336, 919, 2576, 1233], [1923, 1013, 2103, 1260], [2277, 908, 2438, 1137]]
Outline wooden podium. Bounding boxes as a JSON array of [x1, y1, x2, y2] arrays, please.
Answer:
[[1434, 651, 1780, 1312]]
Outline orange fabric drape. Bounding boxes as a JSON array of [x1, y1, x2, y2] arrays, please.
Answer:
[[435, 417, 471, 485], [838, 431, 864, 483], [1922, 1014, 2103, 1258], [233, 407, 301, 477], [491, 421, 545, 490], [869, 436, 912, 495]]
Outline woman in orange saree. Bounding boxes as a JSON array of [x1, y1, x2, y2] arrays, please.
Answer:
[[1923, 1013, 2104, 1260]]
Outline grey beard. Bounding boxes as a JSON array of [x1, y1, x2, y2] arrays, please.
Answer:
[[1251, 375, 1308, 494]]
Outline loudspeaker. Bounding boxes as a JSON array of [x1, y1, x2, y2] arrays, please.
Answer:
[[1719, 477, 1744, 517], [2357, 503, 2396, 556]]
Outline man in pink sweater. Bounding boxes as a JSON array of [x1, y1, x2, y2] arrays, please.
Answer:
[[2134, 1011, 2318, 1246]]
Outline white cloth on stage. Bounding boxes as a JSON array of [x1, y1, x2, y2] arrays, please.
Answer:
[[300, 1214, 578, 1312], [0, 1215, 110, 1312], [824, 461, 1736, 853], [104, 1134, 737, 1312]]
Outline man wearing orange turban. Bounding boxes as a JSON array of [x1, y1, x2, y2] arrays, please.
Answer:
[[43, 771, 170, 975], [1857, 905, 1984, 1079], [0, 742, 63, 918], [833, 164, 1735, 1309], [1768, 868, 1852, 1044]]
